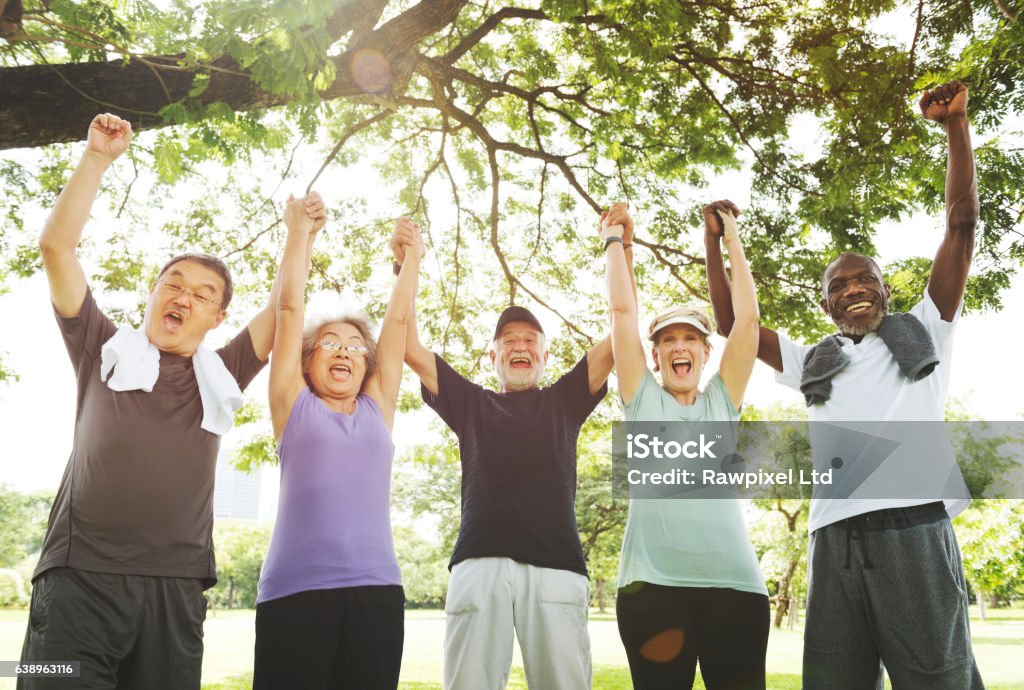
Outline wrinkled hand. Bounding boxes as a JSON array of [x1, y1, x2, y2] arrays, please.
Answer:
[[283, 194, 314, 234], [86, 113, 132, 163], [703, 199, 741, 239], [919, 81, 968, 124], [392, 217, 423, 263]]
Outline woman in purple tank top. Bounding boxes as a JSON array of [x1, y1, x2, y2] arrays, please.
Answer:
[[252, 199, 424, 690]]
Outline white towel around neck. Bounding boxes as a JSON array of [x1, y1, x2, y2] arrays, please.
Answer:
[[99, 327, 243, 435]]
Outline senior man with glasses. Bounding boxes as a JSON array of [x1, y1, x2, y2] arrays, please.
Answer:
[[19, 113, 325, 690]]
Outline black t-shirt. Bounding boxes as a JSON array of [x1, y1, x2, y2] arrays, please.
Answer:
[[422, 353, 607, 576], [34, 288, 265, 587]]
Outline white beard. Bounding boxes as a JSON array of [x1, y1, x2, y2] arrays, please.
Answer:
[[834, 307, 887, 337]]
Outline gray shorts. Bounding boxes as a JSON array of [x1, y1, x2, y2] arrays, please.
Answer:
[[802, 502, 984, 690], [18, 567, 207, 690]]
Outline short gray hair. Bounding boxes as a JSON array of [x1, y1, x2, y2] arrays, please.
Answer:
[[300, 314, 378, 392]]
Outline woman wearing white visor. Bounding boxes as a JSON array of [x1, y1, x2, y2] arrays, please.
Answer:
[[602, 201, 769, 689]]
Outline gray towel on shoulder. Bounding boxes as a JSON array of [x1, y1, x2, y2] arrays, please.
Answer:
[[800, 313, 938, 406], [800, 336, 850, 406], [877, 313, 940, 381]]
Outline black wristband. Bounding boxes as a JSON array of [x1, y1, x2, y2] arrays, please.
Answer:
[[393, 262, 402, 276], [604, 236, 624, 251]]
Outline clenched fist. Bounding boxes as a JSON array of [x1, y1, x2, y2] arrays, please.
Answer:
[[86, 113, 133, 163], [919, 81, 968, 124]]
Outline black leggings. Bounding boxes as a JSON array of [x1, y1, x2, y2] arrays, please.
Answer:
[[617, 583, 769, 690], [253, 585, 404, 690]]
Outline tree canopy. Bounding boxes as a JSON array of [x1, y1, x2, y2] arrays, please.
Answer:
[[1, 0, 1021, 384]]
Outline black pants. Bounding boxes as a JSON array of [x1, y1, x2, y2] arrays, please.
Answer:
[[253, 585, 405, 690], [18, 568, 207, 690], [617, 583, 770, 690]]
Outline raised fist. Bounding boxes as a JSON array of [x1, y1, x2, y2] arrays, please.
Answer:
[[86, 113, 133, 162], [919, 81, 968, 124], [703, 199, 741, 238]]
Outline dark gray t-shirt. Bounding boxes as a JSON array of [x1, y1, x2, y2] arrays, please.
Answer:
[[423, 354, 606, 576], [34, 288, 265, 587]]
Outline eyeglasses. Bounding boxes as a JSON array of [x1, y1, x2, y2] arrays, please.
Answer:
[[158, 280, 220, 308], [317, 340, 369, 355]]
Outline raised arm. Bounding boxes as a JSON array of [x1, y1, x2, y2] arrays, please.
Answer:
[[39, 114, 132, 317], [365, 218, 423, 428], [392, 227, 438, 396], [268, 196, 318, 440], [247, 194, 325, 362], [602, 203, 646, 404], [712, 209, 760, 410], [705, 200, 782, 372], [920, 81, 977, 321]]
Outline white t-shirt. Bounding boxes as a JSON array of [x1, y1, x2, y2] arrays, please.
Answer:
[[776, 292, 970, 532]]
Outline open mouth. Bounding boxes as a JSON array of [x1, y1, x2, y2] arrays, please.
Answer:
[[163, 310, 186, 331], [510, 356, 532, 369], [845, 300, 874, 314], [671, 357, 692, 376], [329, 363, 352, 380]]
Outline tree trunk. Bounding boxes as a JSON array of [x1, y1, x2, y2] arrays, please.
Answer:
[[595, 577, 608, 614], [0, 0, 468, 150], [773, 559, 799, 628], [977, 586, 986, 622]]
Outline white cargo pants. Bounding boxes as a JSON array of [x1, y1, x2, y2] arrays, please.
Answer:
[[443, 557, 592, 690]]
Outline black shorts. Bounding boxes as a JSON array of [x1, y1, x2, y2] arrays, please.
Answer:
[[19, 567, 207, 690], [617, 582, 769, 690], [253, 585, 405, 690]]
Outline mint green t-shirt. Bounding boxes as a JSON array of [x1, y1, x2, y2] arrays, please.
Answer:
[[616, 369, 768, 596]]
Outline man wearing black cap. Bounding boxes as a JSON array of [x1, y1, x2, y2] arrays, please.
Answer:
[[394, 226, 614, 690]]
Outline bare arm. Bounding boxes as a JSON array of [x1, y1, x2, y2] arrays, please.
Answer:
[[39, 114, 132, 317], [392, 229, 438, 396], [602, 204, 646, 403], [248, 193, 326, 361], [268, 197, 317, 440], [920, 81, 977, 321], [704, 200, 782, 372], [714, 210, 760, 410], [365, 218, 423, 429]]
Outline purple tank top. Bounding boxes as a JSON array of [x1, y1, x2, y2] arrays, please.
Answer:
[[257, 388, 401, 603]]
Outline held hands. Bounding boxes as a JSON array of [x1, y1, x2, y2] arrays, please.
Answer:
[[86, 113, 133, 164], [703, 199, 741, 240], [284, 192, 326, 235], [391, 217, 424, 265], [600, 201, 633, 244], [919, 81, 968, 124]]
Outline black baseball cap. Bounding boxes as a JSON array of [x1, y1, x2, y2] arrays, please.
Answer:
[[493, 305, 544, 340]]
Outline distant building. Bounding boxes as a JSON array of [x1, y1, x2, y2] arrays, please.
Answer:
[[214, 453, 278, 522]]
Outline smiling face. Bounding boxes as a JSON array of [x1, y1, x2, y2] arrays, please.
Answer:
[[652, 324, 711, 402], [490, 321, 548, 392], [143, 259, 227, 356], [304, 321, 370, 402], [821, 253, 891, 340]]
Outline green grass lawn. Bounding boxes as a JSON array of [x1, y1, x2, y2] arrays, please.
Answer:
[[2, 607, 1022, 689]]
